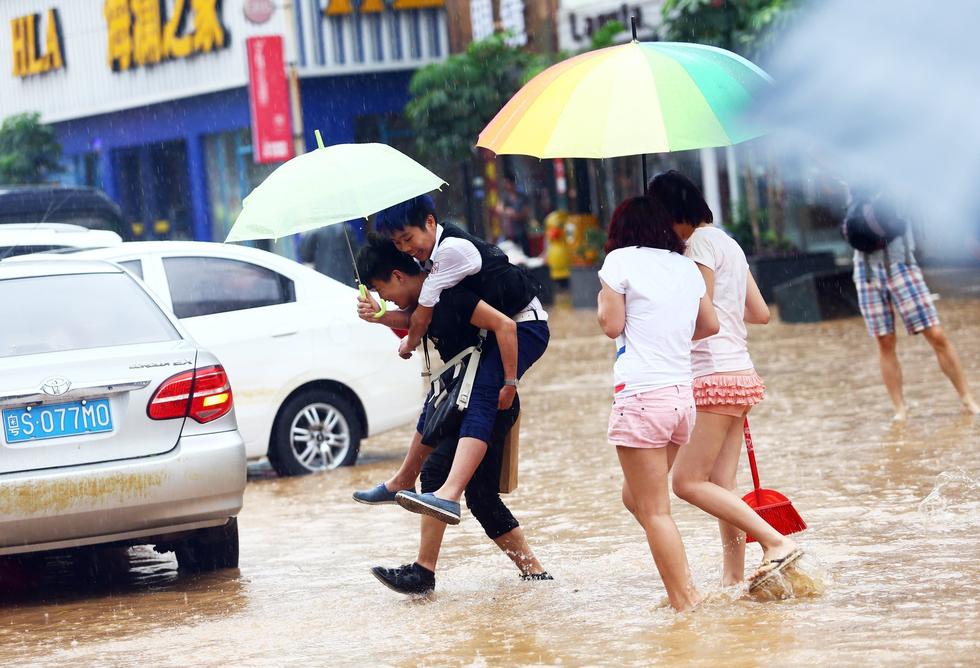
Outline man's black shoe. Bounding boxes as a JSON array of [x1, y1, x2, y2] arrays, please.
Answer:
[[371, 562, 435, 595]]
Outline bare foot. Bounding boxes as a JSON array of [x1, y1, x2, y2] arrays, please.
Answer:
[[892, 406, 909, 421], [961, 396, 980, 415]]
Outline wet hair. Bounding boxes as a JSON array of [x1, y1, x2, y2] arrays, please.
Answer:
[[374, 194, 438, 235], [356, 233, 422, 285], [604, 196, 686, 255], [646, 170, 714, 226]]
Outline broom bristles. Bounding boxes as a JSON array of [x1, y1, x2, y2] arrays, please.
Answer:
[[745, 501, 807, 543]]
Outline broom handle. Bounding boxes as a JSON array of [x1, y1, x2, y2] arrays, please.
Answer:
[[743, 418, 763, 501]]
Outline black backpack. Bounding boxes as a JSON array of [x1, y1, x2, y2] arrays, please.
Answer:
[[841, 193, 907, 253]]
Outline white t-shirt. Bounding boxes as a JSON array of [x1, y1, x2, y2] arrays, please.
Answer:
[[685, 225, 754, 377], [417, 224, 546, 315], [598, 247, 705, 397], [418, 225, 483, 308]]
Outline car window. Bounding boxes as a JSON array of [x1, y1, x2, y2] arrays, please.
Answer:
[[163, 256, 296, 319], [0, 272, 181, 358], [118, 260, 143, 279], [0, 244, 68, 258]]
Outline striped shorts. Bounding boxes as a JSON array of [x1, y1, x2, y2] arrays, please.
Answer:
[[853, 261, 940, 337]]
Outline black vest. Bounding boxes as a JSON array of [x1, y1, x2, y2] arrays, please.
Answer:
[[437, 224, 540, 317]]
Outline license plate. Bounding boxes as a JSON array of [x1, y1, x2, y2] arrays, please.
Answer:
[[3, 398, 113, 444]]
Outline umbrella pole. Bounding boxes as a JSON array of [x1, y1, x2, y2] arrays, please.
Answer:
[[631, 16, 648, 192], [343, 221, 387, 319], [341, 222, 361, 287]]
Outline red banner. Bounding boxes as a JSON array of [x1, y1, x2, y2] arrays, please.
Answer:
[[246, 36, 294, 165]]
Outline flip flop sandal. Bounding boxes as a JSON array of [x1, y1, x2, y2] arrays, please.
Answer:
[[748, 548, 804, 593]]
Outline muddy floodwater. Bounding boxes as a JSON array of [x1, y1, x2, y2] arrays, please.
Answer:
[[2, 268, 979, 666]]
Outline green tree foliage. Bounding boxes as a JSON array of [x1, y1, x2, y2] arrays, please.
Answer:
[[406, 34, 538, 163], [661, 0, 799, 59], [0, 112, 63, 184]]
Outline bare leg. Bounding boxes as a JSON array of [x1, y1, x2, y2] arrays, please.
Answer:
[[709, 417, 748, 586], [618, 444, 700, 612], [921, 326, 980, 414], [876, 333, 907, 420], [416, 514, 448, 572], [493, 528, 546, 575], [434, 437, 488, 502], [672, 412, 797, 564], [384, 431, 433, 492]]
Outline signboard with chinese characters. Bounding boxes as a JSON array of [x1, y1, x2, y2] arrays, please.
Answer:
[[557, 0, 663, 51], [246, 36, 294, 165], [103, 0, 228, 72], [10, 8, 64, 77]]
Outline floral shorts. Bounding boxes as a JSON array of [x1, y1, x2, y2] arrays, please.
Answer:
[[608, 385, 696, 449], [692, 371, 765, 418]]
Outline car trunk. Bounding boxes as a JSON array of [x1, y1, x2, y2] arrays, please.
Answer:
[[0, 341, 198, 475]]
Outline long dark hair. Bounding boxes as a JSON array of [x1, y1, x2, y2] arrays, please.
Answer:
[[604, 196, 686, 254], [646, 170, 713, 226]]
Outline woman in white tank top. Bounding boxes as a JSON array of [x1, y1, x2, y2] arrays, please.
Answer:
[[647, 171, 803, 593]]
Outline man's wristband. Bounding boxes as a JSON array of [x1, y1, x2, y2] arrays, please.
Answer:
[[503, 379, 519, 388]]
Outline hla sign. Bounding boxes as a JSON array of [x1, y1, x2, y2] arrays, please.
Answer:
[[103, 0, 228, 72], [10, 9, 65, 78]]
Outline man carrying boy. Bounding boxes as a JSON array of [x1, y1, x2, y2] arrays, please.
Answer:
[[353, 195, 549, 525]]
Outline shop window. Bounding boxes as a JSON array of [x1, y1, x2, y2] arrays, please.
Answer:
[[408, 10, 422, 59], [427, 10, 441, 58], [163, 256, 295, 319], [387, 11, 403, 60], [369, 14, 384, 61], [352, 13, 366, 63]]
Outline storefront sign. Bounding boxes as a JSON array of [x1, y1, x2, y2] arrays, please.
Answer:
[[558, 1, 662, 51], [10, 8, 64, 78], [103, 0, 228, 72], [324, 0, 444, 16], [246, 36, 294, 165]]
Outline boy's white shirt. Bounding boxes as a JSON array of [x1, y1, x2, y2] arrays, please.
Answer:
[[417, 225, 483, 308], [417, 224, 545, 315]]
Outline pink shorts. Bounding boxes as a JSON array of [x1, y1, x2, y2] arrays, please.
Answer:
[[608, 385, 696, 449], [692, 371, 765, 418]]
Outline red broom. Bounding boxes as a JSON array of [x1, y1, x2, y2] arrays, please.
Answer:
[[742, 418, 806, 543]]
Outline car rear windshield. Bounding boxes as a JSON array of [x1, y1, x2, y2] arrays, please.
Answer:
[[0, 272, 181, 358]]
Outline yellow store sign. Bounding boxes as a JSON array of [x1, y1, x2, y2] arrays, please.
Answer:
[[103, 0, 227, 72], [324, 0, 444, 16], [10, 9, 65, 78]]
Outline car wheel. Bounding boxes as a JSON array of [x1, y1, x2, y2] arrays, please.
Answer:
[[268, 389, 361, 476], [174, 518, 239, 572]]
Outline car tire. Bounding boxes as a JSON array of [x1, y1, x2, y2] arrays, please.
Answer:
[[268, 388, 361, 476], [174, 518, 239, 572]]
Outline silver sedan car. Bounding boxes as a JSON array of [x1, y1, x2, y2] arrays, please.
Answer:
[[0, 260, 245, 571]]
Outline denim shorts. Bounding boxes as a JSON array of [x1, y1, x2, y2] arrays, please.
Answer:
[[417, 320, 549, 445]]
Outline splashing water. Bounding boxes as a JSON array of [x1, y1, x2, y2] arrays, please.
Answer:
[[917, 469, 980, 516]]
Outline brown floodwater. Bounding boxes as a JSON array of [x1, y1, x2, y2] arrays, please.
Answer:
[[2, 269, 978, 666]]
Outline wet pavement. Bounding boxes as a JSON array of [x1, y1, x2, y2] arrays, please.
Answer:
[[2, 270, 979, 666]]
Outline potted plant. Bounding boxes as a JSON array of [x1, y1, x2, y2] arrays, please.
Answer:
[[568, 217, 607, 308]]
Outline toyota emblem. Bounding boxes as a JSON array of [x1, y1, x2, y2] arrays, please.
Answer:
[[40, 376, 72, 396]]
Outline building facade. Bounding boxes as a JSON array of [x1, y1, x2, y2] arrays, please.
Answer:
[[0, 0, 449, 247]]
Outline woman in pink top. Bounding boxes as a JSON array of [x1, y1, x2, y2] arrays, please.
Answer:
[[597, 196, 719, 611], [647, 171, 803, 591]]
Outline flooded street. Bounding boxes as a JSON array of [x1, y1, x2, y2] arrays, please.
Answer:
[[2, 270, 979, 667]]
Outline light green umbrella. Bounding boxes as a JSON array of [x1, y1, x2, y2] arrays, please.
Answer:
[[226, 131, 445, 242], [226, 131, 445, 317]]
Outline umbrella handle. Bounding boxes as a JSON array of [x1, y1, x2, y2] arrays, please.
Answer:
[[359, 284, 387, 319], [743, 417, 762, 493]]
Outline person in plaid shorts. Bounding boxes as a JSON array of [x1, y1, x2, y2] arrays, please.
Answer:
[[851, 197, 979, 420]]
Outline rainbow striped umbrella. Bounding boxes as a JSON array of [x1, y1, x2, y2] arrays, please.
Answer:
[[477, 41, 773, 159]]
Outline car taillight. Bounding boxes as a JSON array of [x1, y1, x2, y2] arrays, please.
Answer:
[[147, 365, 233, 423]]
